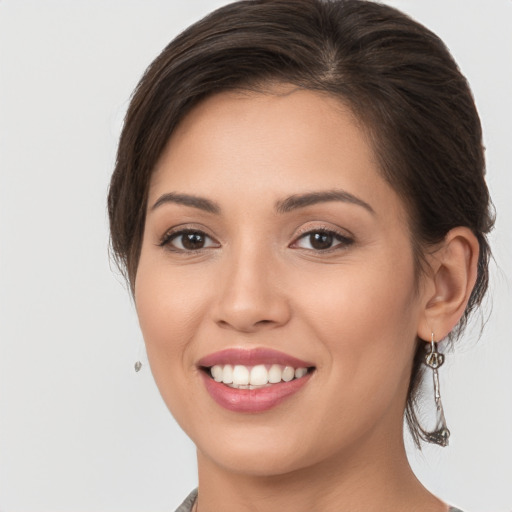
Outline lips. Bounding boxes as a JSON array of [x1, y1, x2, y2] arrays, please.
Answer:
[[197, 348, 315, 412], [197, 348, 314, 368]]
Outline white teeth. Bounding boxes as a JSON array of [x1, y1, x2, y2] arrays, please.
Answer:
[[295, 367, 308, 379], [222, 364, 233, 384], [282, 366, 295, 382], [232, 365, 250, 386], [268, 364, 282, 384], [211, 365, 223, 382], [209, 364, 310, 387], [250, 365, 268, 386]]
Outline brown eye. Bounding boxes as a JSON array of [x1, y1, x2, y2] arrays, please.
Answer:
[[293, 229, 353, 251], [162, 230, 219, 251], [181, 232, 206, 250], [309, 232, 333, 250]]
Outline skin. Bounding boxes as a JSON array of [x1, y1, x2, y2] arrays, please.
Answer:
[[135, 86, 478, 512]]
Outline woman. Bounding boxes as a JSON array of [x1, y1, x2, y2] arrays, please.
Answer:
[[108, 1, 493, 510]]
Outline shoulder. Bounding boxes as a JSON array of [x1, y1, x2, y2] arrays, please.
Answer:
[[174, 489, 198, 512]]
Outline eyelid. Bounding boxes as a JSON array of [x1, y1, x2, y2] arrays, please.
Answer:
[[290, 226, 354, 251], [156, 223, 353, 253], [158, 225, 221, 252]]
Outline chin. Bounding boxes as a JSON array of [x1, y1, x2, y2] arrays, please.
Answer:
[[199, 439, 316, 477], [191, 417, 349, 478]]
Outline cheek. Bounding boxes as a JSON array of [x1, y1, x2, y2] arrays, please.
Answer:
[[298, 249, 419, 339], [297, 250, 420, 395], [134, 254, 210, 413], [135, 278, 212, 441], [135, 252, 208, 351]]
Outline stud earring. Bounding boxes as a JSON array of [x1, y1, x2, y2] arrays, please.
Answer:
[[134, 340, 145, 373], [421, 332, 450, 446]]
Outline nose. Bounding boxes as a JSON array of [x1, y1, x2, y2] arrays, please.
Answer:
[[212, 245, 291, 333]]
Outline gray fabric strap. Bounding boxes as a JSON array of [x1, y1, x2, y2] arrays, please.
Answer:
[[174, 488, 198, 512], [174, 489, 464, 512]]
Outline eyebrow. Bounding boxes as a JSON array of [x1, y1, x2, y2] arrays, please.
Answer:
[[151, 192, 221, 214], [275, 190, 375, 215], [151, 189, 375, 215]]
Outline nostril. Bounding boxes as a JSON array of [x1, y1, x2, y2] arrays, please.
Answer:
[[212, 280, 292, 333], [215, 317, 280, 333]]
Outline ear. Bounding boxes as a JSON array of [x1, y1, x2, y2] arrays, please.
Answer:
[[417, 227, 480, 342]]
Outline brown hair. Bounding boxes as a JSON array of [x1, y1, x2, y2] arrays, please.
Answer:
[[108, 0, 494, 446]]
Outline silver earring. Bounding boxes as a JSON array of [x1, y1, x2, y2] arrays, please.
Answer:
[[422, 333, 450, 446], [134, 340, 145, 373]]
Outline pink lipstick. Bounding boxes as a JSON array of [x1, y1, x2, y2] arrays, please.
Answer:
[[197, 347, 313, 368], [197, 348, 315, 413]]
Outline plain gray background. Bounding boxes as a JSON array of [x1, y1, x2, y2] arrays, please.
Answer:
[[0, 1, 511, 511]]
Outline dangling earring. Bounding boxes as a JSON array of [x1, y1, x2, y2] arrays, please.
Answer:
[[134, 340, 145, 373], [422, 333, 450, 446]]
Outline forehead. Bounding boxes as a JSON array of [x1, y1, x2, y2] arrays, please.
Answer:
[[149, 86, 404, 222]]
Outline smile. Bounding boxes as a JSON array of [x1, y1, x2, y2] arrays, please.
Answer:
[[197, 348, 315, 412], [209, 364, 309, 388]]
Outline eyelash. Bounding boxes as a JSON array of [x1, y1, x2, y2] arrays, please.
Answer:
[[158, 228, 219, 253], [158, 227, 354, 253], [291, 227, 354, 252]]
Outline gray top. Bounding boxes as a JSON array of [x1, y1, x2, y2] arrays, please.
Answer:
[[174, 489, 465, 512], [175, 489, 198, 512]]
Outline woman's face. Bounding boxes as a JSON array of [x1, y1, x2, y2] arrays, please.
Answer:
[[135, 87, 428, 476]]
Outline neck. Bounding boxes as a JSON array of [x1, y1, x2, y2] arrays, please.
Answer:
[[194, 430, 446, 512]]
